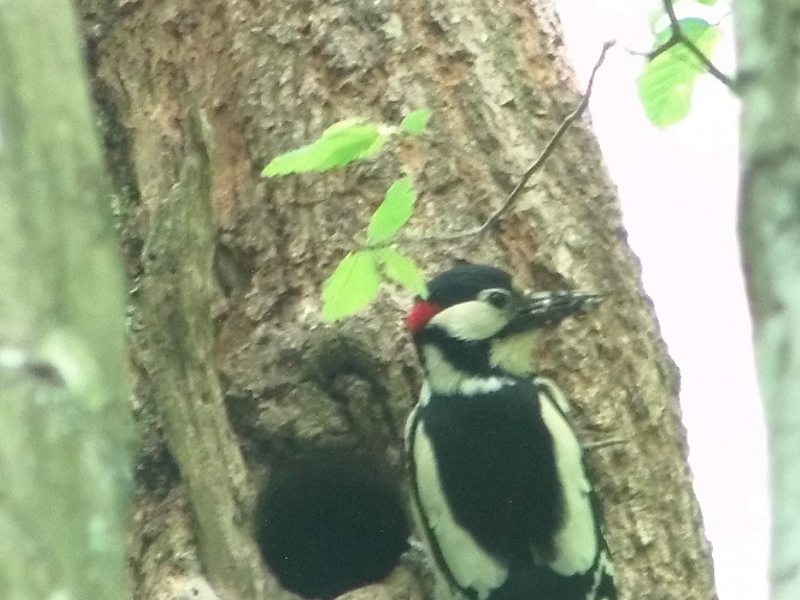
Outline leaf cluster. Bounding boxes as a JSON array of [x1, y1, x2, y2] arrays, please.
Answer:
[[263, 110, 432, 320], [638, 0, 728, 128]]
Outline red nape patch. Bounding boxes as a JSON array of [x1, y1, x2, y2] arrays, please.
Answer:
[[407, 301, 442, 334]]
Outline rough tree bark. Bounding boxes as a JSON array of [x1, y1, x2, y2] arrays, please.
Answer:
[[77, 0, 716, 599]]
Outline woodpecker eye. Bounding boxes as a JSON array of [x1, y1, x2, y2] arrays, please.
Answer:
[[480, 288, 512, 309]]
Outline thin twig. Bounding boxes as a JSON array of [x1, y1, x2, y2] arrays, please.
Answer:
[[644, 35, 680, 62], [365, 41, 614, 251], [419, 40, 615, 243], [662, 0, 734, 89]]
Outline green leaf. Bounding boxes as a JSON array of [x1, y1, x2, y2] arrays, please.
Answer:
[[367, 177, 417, 244], [400, 109, 432, 135], [322, 117, 370, 137], [638, 18, 723, 128], [693, 0, 718, 5], [322, 251, 382, 320], [377, 248, 428, 297], [263, 119, 385, 176]]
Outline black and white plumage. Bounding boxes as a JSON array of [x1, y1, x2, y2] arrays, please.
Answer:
[[404, 264, 615, 600]]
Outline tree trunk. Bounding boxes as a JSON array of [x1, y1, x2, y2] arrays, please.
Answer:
[[736, 1, 800, 599], [78, 0, 717, 599], [0, 1, 129, 599]]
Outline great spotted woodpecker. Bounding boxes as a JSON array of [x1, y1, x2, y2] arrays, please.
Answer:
[[404, 264, 615, 600]]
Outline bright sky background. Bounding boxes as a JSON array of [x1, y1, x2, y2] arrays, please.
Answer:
[[554, 2, 769, 599]]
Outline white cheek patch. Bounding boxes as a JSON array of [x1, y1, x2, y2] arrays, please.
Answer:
[[429, 301, 507, 341]]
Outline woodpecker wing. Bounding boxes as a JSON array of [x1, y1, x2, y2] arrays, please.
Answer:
[[532, 377, 617, 600], [406, 396, 509, 600], [406, 378, 616, 600]]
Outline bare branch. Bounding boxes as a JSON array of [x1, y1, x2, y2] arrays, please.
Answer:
[[416, 40, 615, 243]]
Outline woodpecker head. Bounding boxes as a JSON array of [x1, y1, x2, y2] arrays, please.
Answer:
[[407, 264, 601, 392]]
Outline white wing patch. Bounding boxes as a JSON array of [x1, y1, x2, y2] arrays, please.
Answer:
[[536, 392, 598, 575], [535, 376, 572, 414], [410, 419, 508, 600], [589, 548, 616, 600]]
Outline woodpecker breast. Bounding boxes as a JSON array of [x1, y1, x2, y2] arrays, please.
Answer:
[[404, 264, 615, 600]]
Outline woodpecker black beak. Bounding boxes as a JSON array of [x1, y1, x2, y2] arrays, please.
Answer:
[[501, 291, 602, 336]]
